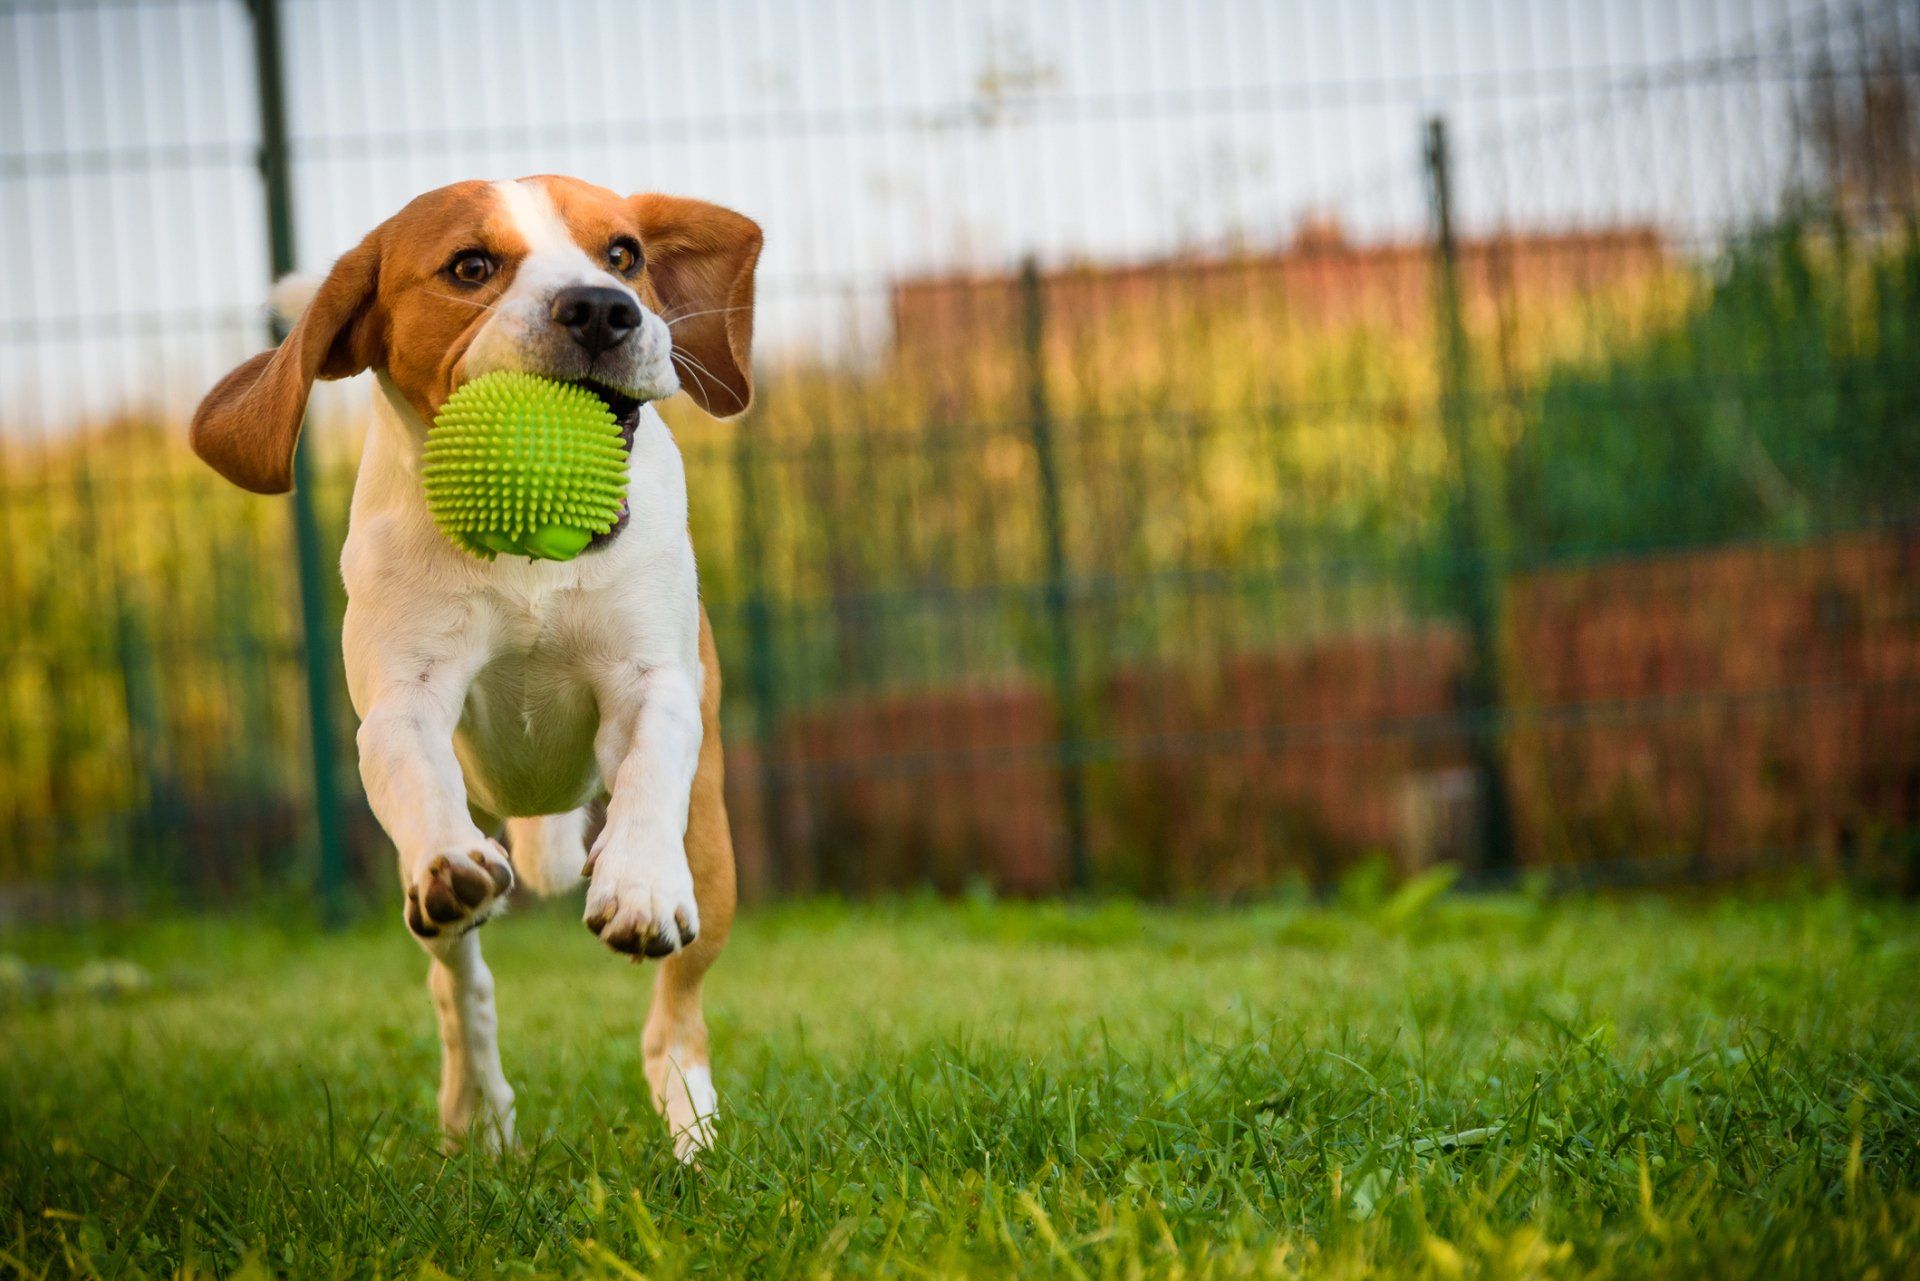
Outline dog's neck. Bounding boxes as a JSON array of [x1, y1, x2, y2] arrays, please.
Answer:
[[350, 373, 436, 521], [370, 371, 430, 453]]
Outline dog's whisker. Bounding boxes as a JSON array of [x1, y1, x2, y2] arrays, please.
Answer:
[[659, 301, 740, 322], [424, 287, 503, 315], [672, 349, 723, 405], [662, 304, 751, 329]]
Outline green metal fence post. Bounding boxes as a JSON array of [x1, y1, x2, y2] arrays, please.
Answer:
[[1424, 116, 1517, 883], [248, 0, 348, 924], [1019, 256, 1092, 893]]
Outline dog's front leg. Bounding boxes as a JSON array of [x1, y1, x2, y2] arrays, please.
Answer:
[[356, 682, 516, 1151], [583, 664, 703, 958], [357, 689, 515, 940]]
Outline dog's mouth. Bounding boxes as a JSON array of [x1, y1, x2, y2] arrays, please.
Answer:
[[570, 379, 643, 441], [568, 379, 643, 549]]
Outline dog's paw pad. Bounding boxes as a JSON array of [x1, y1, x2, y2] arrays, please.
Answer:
[[405, 841, 513, 939], [582, 859, 699, 959]]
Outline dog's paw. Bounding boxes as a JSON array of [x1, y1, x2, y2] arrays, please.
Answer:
[[441, 1096, 518, 1159], [650, 1059, 718, 1163], [582, 843, 699, 958], [404, 840, 513, 940]]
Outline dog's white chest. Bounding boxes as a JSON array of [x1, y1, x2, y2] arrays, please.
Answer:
[[452, 585, 606, 818]]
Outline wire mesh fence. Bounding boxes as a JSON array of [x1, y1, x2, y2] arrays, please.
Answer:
[[2, 0, 1917, 915]]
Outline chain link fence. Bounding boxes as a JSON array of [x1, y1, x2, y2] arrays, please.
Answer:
[[2, 0, 1917, 917]]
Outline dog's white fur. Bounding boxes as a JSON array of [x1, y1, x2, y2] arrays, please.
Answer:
[[279, 180, 726, 1157]]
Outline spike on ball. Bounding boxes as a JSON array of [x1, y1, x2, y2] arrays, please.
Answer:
[[422, 371, 631, 562]]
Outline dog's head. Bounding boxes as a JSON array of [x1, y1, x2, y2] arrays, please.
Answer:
[[192, 176, 762, 494]]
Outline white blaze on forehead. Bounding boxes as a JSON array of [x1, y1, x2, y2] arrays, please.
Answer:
[[492, 178, 603, 278]]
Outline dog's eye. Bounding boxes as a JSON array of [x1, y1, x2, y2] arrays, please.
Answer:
[[447, 251, 496, 286], [607, 238, 642, 275]]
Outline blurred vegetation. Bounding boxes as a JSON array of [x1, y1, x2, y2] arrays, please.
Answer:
[[682, 247, 1697, 708], [1510, 219, 1920, 557], [2, 216, 1917, 890]]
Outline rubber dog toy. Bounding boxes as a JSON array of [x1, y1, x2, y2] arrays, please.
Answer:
[[422, 371, 629, 561]]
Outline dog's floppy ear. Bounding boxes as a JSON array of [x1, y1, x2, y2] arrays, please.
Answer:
[[632, 194, 762, 419], [191, 236, 383, 494]]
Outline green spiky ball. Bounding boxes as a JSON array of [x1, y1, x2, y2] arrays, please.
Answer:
[[423, 371, 629, 562]]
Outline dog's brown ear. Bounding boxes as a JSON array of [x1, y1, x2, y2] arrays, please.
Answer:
[[191, 236, 383, 494], [631, 194, 761, 419]]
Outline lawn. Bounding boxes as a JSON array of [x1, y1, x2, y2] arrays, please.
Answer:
[[2, 886, 1917, 1278]]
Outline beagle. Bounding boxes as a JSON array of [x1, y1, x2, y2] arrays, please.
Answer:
[[191, 176, 762, 1160]]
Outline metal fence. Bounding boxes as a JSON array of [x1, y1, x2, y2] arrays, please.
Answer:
[[3, 0, 1917, 916]]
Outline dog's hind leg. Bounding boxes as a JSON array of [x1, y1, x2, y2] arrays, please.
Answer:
[[644, 923, 730, 1161], [643, 617, 737, 1162], [427, 929, 516, 1153], [505, 809, 591, 895], [645, 922, 729, 1161]]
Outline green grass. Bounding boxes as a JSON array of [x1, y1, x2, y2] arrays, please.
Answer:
[[2, 888, 1917, 1278]]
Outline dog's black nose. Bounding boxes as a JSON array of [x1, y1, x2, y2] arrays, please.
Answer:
[[550, 286, 640, 356]]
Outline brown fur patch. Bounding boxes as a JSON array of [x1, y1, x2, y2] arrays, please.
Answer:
[[370, 181, 527, 423]]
